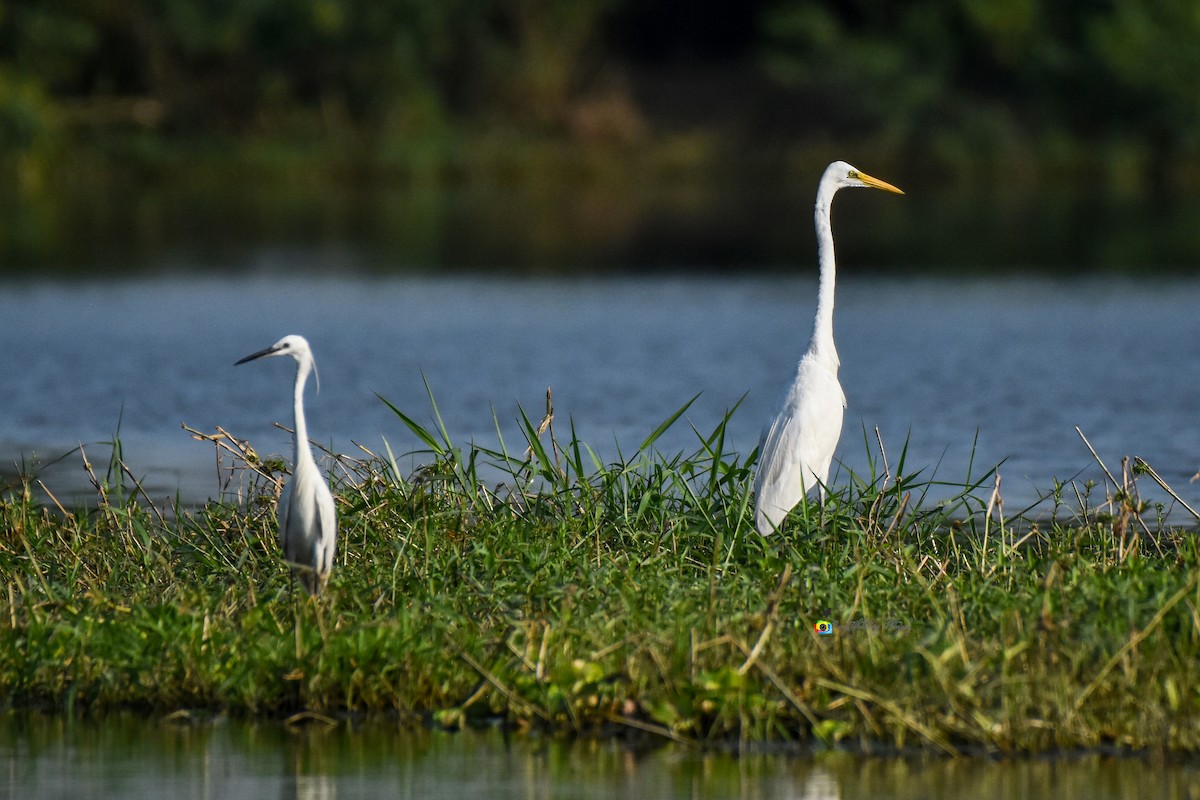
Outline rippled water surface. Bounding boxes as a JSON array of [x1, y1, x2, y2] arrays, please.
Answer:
[[3, 272, 1200, 512]]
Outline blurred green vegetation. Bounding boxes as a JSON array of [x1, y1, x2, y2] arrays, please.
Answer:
[[758, 0, 1200, 184], [6, 395, 1200, 752], [5, 1, 1200, 274], [4, 0, 1200, 189]]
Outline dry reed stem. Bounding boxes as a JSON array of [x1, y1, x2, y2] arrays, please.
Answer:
[[737, 563, 793, 676], [1136, 457, 1200, 522], [1072, 572, 1199, 714], [814, 677, 958, 756]]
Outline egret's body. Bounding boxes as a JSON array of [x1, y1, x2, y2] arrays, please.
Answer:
[[236, 335, 337, 593], [753, 161, 903, 536]]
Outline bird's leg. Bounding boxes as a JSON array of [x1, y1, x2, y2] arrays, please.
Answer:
[[291, 581, 304, 661], [313, 595, 328, 643]]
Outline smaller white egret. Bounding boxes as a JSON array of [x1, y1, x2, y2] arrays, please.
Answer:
[[236, 334, 337, 594], [754, 162, 903, 536]]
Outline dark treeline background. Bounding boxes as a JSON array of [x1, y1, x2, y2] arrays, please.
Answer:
[[5, 0, 1199, 180], [3, 1, 1200, 272]]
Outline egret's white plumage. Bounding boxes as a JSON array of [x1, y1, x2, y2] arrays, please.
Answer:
[[753, 161, 903, 536], [236, 334, 337, 593]]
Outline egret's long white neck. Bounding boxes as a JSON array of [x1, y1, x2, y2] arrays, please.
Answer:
[[292, 357, 313, 467], [808, 183, 840, 366]]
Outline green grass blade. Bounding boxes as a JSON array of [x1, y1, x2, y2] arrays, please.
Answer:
[[638, 392, 701, 454]]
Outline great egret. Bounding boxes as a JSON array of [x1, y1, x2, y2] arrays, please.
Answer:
[[236, 334, 337, 593], [753, 161, 903, 536]]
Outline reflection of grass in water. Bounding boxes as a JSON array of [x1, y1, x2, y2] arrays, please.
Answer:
[[8, 134, 1199, 276], [0, 132, 729, 274], [3, 389, 1200, 755]]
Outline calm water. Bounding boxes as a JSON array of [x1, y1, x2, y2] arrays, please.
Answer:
[[4, 715, 1200, 800], [3, 272, 1200, 513]]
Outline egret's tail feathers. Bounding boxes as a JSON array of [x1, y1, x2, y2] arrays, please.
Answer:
[[755, 506, 783, 537], [753, 482, 828, 537]]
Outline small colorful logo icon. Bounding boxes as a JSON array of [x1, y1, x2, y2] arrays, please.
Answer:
[[814, 620, 834, 635]]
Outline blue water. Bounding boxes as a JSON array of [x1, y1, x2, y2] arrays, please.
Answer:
[[4, 270, 1199, 515]]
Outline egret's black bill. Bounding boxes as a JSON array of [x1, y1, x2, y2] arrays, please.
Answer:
[[235, 345, 279, 365]]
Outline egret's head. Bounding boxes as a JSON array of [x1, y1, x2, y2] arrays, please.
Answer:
[[235, 334, 320, 390], [236, 334, 312, 365], [826, 161, 904, 195]]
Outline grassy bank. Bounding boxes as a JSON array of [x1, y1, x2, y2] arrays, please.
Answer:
[[2, 397, 1200, 756]]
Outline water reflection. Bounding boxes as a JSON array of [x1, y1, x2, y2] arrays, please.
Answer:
[[5, 174, 1200, 276], [283, 727, 336, 800], [4, 714, 1200, 800]]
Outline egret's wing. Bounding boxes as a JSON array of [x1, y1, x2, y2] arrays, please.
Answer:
[[312, 480, 338, 579], [753, 359, 846, 534], [278, 482, 294, 554], [278, 470, 320, 580]]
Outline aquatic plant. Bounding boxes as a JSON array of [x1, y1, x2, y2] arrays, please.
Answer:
[[2, 390, 1199, 755]]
